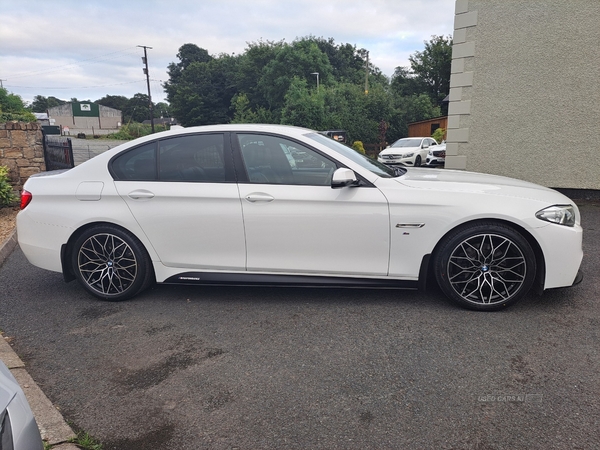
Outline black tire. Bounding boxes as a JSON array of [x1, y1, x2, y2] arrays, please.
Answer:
[[433, 222, 536, 311], [71, 225, 154, 301], [415, 155, 422, 167]]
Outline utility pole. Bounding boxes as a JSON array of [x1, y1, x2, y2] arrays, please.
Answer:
[[138, 45, 155, 133]]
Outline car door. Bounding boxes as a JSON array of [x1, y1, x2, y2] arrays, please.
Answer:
[[112, 132, 246, 270], [234, 133, 390, 276]]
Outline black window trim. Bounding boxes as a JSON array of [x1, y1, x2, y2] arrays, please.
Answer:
[[230, 131, 375, 188], [109, 131, 236, 183]]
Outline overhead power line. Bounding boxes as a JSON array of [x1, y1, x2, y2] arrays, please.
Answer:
[[2, 47, 140, 80], [4, 80, 147, 90]]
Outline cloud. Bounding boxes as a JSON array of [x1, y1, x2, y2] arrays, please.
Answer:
[[1, 0, 455, 104]]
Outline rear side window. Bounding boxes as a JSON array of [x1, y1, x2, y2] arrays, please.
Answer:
[[111, 142, 157, 181], [159, 134, 225, 182], [111, 134, 226, 182]]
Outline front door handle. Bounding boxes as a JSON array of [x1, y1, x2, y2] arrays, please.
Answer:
[[245, 193, 274, 203], [128, 190, 155, 200]]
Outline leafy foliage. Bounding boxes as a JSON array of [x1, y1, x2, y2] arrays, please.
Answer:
[[351, 140, 365, 154], [408, 35, 452, 104], [0, 88, 36, 122], [432, 127, 446, 142], [104, 123, 169, 140], [29, 95, 66, 113], [95, 94, 171, 124], [23, 36, 452, 145], [162, 35, 451, 144], [0, 166, 18, 206]]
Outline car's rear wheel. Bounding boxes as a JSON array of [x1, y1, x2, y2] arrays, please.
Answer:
[[433, 222, 536, 311], [415, 155, 422, 167], [71, 225, 154, 301]]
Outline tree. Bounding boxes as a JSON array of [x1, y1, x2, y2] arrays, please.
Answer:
[[164, 45, 239, 126], [154, 102, 172, 119], [0, 88, 35, 122], [280, 77, 325, 129], [95, 95, 129, 113], [231, 93, 259, 123], [408, 35, 452, 104], [390, 67, 428, 97], [166, 43, 212, 85], [257, 39, 333, 111], [29, 95, 66, 113], [122, 93, 153, 123], [387, 93, 441, 142], [236, 40, 284, 111]]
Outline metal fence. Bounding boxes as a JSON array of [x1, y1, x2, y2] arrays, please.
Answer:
[[43, 136, 75, 171]]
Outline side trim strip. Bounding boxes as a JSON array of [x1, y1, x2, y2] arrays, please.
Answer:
[[163, 272, 418, 290]]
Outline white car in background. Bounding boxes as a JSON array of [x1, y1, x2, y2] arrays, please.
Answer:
[[17, 124, 583, 311], [426, 142, 446, 167], [377, 137, 438, 167]]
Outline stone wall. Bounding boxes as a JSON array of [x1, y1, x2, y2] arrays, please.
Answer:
[[0, 121, 45, 192]]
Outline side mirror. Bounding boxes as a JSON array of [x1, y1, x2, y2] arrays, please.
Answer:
[[331, 168, 358, 188], [422, 142, 429, 149]]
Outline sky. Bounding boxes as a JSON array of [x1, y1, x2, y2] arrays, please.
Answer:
[[1, 0, 455, 106]]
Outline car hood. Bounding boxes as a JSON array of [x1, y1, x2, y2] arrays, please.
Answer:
[[394, 168, 569, 202]]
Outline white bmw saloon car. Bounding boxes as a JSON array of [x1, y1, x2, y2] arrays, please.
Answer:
[[17, 124, 583, 311]]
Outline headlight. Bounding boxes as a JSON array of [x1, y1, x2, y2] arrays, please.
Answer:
[[404, 153, 414, 158], [535, 205, 576, 227]]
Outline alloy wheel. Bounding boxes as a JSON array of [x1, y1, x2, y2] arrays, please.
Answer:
[[77, 233, 138, 296], [446, 233, 527, 305]]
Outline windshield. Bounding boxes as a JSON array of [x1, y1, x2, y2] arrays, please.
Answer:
[[391, 138, 422, 148], [306, 133, 403, 178]]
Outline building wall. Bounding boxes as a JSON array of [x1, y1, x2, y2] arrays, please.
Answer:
[[47, 103, 121, 135], [408, 117, 448, 139], [446, 0, 600, 189]]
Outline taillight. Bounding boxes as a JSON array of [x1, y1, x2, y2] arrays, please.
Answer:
[[20, 190, 32, 210]]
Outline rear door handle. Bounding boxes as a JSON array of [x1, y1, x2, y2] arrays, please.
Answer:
[[245, 193, 274, 203], [128, 190, 155, 200]]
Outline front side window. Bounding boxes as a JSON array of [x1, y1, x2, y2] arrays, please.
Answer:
[[238, 134, 336, 186], [306, 133, 400, 178]]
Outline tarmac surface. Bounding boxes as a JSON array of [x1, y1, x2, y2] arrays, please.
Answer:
[[1, 231, 78, 449], [1, 188, 599, 449]]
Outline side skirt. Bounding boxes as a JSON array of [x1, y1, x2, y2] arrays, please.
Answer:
[[163, 272, 419, 290]]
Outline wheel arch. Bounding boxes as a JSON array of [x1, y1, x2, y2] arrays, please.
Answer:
[[420, 218, 546, 294], [60, 221, 155, 283]]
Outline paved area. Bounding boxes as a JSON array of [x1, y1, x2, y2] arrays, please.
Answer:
[[1, 200, 598, 449], [0, 275, 78, 449]]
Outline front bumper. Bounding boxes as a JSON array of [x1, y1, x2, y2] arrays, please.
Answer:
[[426, 158, 445, 166], [378, 158, 410, 166]]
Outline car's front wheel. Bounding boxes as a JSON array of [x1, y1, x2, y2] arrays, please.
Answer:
[[71, 225, 154, 301], [433, 222, 536, 311], [415, 155, 422, 167]]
